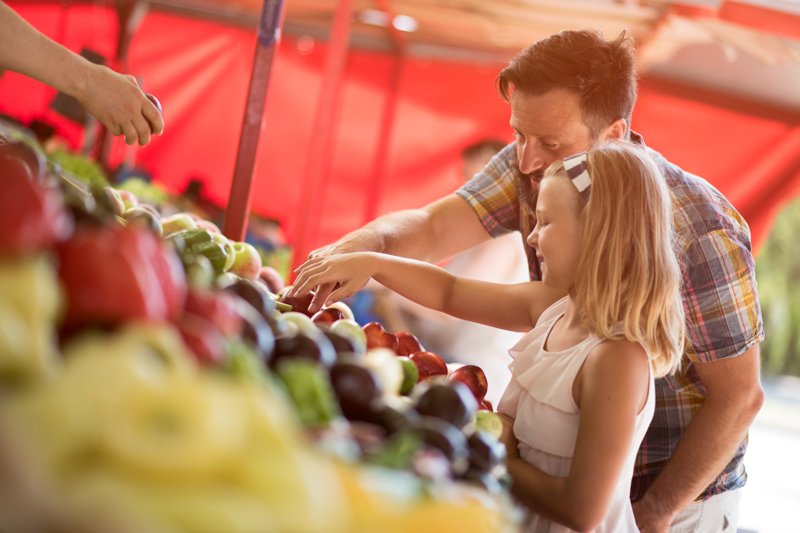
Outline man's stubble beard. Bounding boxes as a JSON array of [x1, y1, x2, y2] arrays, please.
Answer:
[[512, 154, 545, 217]]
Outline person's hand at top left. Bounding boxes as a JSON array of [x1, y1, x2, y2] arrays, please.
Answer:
[[73, 62, 164, 146]]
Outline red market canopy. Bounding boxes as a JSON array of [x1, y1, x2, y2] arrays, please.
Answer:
[[2, 0, 800, 258]]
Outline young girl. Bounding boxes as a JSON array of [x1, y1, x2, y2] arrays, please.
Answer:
[[288, 143, 684, 533]]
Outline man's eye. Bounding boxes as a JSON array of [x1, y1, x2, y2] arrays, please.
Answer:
[[543, 142, 558, 150]]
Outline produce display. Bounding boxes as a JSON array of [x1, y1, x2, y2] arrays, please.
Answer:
[[0, 133, 521, 533]]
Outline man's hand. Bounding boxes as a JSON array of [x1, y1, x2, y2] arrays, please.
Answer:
[[75, 63, 164, 146], [632, 492, 675, 533]]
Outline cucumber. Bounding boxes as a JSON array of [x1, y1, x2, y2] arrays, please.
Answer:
[[178, 228, 212, 247], [186, 241, 228, 273]]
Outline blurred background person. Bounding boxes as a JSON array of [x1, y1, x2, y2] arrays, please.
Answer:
[[373, 140, 529, 406]]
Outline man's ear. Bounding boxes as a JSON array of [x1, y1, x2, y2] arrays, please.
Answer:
[[601, 118, 627, 142]]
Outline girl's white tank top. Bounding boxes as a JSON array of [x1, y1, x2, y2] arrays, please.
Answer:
[[497, 297, 655, 533]]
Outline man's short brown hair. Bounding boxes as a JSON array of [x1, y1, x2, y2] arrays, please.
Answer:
[[496, 30, 638, 139]]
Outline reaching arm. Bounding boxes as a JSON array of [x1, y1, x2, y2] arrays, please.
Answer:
[[0, 2, 164, 145], [290, 252, 562, 332], [504, 340, 651, 533], [304, 194, 493, 313], [632, 345, 763, 532]]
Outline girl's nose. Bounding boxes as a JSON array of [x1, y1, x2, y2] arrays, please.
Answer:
[[526, 227, 538, 248]]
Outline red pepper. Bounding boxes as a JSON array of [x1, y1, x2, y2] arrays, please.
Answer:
[[0, 148, 72, 256], [57, 225, 186, 328]]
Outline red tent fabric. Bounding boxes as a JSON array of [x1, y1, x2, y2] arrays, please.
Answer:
[[3, 4, 800, 257]]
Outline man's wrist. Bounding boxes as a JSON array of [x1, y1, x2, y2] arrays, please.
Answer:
[[639, 487, 681, 524]]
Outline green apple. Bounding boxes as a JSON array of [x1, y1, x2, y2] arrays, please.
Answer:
[[474, 411, 503, 440], [363, 348, 403, 396], [281, 311, 316, 333], [211, 232, 236, 271], [326, 301, 354, 321], [161, 213, 197, 237], [330, 319, 367, 351], [228, 242, 262, 281]]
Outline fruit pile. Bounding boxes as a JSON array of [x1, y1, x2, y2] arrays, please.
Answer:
[[0, 135, 520, 533]]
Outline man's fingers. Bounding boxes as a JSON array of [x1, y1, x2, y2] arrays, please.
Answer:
[[142, 94, 164, 135], [132, 116, 151, 146], [121, 122, 138, 145]]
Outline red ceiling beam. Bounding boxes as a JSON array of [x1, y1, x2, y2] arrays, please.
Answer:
[[641, 76, 800, 126], [668, 1, 800, 42], [719, 1, 800, 42]]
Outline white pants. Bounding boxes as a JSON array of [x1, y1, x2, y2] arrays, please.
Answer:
[[668, 489, 742, 533]]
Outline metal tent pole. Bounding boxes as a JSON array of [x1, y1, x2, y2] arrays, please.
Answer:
[[222, 0, 286, 242]]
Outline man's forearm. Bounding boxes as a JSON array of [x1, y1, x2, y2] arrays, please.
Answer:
[[0, 3, 88, 97], [639, 355, 764, 521]]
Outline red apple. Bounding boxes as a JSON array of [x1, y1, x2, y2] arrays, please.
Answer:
[[138, 203, 160, 218], [312, 307, 345, 326], [116, 189, 139, 211], [184, 289, 243, 338], [123, 207, 163, 236], [479, 399, 493, 412], [363, 322, 398, 352], [279, 289, 316, 317], [447, 365, 488, 403], [228, 242, 262, 281], [395, 331, 423, 356], [259, 266, 285, 294], [177, 312, 227, 365], [103, 187, 126, 216], [409, 351, 448, 381], [196, 219, 221, 234]]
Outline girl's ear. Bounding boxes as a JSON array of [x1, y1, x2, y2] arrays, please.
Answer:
[[601, 119, 627, 142]]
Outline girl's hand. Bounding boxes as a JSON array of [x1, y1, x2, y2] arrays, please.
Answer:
[[496, 412, 520, 460], [290, 253, 377, 308]]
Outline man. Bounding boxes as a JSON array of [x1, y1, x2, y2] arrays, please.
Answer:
[[0, 1, 163, 146], [307, 30, 764, 532]]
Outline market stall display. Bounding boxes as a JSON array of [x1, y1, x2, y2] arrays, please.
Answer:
[[0, 132, 521, 533]]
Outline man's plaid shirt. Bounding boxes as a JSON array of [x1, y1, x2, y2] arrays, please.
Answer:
[[455, 136, 764, 502]]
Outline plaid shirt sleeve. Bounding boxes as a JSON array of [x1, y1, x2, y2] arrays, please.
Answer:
[[681, 228, 764, 363], [455, 143, 522, 238], [454, 143, 542, 280]]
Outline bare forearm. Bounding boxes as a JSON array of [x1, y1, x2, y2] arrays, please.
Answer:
[[366, 210, 445, 262], [368, 254, 457, 313], [640, 392, 761, 517], [0, 3, 88, 97], [507, 457, 592, 532]]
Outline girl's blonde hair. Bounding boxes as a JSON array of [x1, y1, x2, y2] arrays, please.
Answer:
[[545, 143, 684, 377]]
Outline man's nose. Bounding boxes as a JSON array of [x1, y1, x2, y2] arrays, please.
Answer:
[[518, 146, 546, 174]]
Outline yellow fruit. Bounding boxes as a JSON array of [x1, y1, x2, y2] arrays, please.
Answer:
[[99, 375, 249, 479]]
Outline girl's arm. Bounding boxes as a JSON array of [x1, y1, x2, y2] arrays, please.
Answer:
[[290, 252, 563, 332], [504, 339, 651, 532]]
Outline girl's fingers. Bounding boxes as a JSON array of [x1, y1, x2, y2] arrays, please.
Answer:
[[327, 281, 356, 306]]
